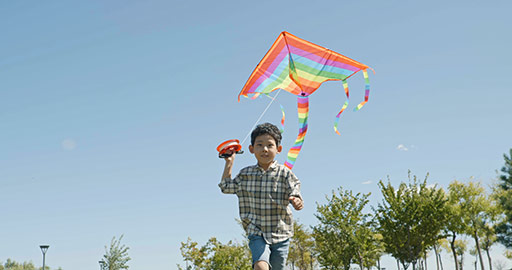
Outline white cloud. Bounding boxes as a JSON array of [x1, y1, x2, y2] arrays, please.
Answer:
[[362, 180, 372, 185], [62, 139, 77, 151], [397, 144, 409, 151]]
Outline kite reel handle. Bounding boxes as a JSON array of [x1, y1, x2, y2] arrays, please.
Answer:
[[217, 139, 244, 158]]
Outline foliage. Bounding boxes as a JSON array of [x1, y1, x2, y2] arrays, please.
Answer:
[[480, 194, 501, 270], [504, 250, 512, 259], [178, 237, 252, 270], [0, 259, 62, 270], [444, 183, 468, 270], [312, 187, 378, 270], [448, 180, 490, 270], [288, 221, 316, 270], [498, 149, 512, 191], [375, 173, 448, 270], [352, 224, 384, 270], [496, 148, 512, 248], [1, 259, 36, 270], [103, 235, 131, 270]]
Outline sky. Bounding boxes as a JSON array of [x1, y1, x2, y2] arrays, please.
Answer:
[[1, 0, 512, 269]]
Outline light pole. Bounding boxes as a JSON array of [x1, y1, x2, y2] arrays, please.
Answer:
[[39, 245, 49, 270], [99, 260, 106, 270]]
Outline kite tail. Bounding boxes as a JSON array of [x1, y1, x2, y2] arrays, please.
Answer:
[[334, 79, 350, 135], [354, 69, 370, 111], [279, 104, 285, 134], [285, 95, 309, 169]]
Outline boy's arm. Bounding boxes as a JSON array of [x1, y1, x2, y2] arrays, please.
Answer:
[[218, 152, 239, 194], [287, 171, 304, 210], [221, 153, 235, 179]]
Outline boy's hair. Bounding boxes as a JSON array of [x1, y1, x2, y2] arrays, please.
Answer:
[[251, 123, 282, 146]]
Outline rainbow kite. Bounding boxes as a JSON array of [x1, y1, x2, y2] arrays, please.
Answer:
[[239, 32, 373, 169]]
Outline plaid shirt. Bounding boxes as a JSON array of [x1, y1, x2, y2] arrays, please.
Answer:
[[219, 161, 302, 244]]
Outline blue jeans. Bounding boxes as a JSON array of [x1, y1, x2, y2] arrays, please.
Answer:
[[248, 235, 290, 270]]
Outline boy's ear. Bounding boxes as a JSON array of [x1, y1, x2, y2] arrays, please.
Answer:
[[277, 145, 282, 153], [249, 145, 254, 154]]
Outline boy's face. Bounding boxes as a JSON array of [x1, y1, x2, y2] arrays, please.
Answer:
[[249, 134, 282, 168]]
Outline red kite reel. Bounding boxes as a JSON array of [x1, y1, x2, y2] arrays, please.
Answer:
[[217, 139, 244, 158]]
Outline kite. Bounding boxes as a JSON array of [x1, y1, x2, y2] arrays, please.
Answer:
[[218, 31, 373, 169]]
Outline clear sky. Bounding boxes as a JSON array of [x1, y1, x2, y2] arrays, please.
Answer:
[[1, 0, 511, 269]]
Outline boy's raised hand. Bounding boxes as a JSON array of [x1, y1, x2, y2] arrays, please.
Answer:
[[221, 150, 236, 180], [223, 150, 236, 163], [289, 196, 303, 210]]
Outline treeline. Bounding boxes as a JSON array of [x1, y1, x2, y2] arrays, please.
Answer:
[[0, 259, 61, 270], [2, 235, 130, 270], [180, 149, 512, 270]]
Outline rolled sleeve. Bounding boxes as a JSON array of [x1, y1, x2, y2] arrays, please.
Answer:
[[219, 175, 241, 194], [287, 171, 302, 200]]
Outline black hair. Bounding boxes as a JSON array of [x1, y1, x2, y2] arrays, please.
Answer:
[[250, 123, 282, 146]]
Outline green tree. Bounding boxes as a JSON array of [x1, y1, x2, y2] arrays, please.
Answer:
[[375, 173, 448, 270], [353, 222, 384, 270], [480, 197, 501, 270], [103, 235, 131, 270], [288, 220, 316, 270], [444, 186, 468, 270], [208, 238, 252, 270], [433, 238, 449, 270], [448, 180, 489, 270], [1, 259, 36, 270], [178, 237, 252, 270], [441, 239, 468, 270], [179, 238, 211, 269], [312, 187, 375, 270], [496, 149, 512, 248]]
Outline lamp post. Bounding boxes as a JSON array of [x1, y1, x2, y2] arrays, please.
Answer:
[[39, 245, 49, 270], [99, 260, 106, 270]]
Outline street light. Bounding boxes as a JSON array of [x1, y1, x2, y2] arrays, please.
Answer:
[[39, 245, 49, 270], [99, 260, 106, 270]]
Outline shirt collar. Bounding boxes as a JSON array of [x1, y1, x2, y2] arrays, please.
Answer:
[[255, 160, 278, 172]]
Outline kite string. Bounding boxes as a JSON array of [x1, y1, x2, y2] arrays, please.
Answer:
[[240, 89, 283, 145]]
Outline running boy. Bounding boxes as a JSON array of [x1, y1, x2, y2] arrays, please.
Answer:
[[219, 123, 304, 270]]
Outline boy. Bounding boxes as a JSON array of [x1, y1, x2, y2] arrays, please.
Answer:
[[219, 123, 304, 270]]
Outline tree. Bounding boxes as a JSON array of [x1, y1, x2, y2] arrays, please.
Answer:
[[0, 259, 62, 270], [288, 221, 316, 270], [103, 235, 131, 270], [444, 186, 468, 270], [1, 259, 36, 270], [312, 187, 377, 270], [353, 223, 384, 270], [496, 149, 512, 248], [493, 259, 508, 270], [375, 173, 448, 270], [480, 205, 500, 270], [179, 238, 211, 270], [433, 239, 448, 270], [441, 239, 468, 270], [178, 237, 252, 270], [208, 238, 252, 270], [448, 181, 489, 270]]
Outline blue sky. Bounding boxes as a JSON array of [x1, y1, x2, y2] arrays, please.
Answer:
[[1, 0, 511, 269]]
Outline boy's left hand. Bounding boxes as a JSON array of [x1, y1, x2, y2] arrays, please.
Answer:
[[289, 196, 303, 210]]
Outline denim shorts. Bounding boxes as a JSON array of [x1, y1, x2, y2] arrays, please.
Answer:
[[248, 235, 290, 270]]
